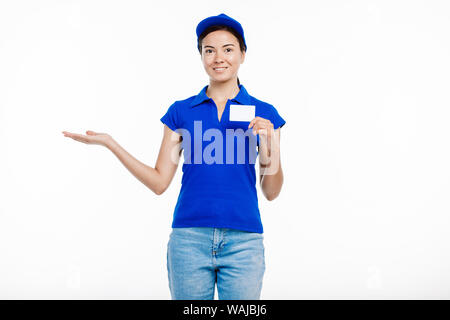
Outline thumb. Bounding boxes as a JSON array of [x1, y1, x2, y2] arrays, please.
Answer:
[[87, 130, 108, 136]]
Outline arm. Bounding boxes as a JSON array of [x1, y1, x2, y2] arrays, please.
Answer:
[[63, 126, 182, 195], [106, 125, 182, 195], [258, 128, 283, 201]]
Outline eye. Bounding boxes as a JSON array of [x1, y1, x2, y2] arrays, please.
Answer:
[[205, 49, 213, 53], [226, 48, 233, 52]]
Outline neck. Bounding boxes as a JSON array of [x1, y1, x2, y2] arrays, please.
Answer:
[[206, 78, 240, 102]]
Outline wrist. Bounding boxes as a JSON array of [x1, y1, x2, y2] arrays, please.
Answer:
[[105, 136, 116, 150]]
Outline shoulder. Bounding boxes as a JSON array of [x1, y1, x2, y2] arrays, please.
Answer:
[[248, 95, 279, 115], [248, 92, 286, 129], [242, 88, 276, 109], [168, 94, 198, 110], [163, 99, 189, 118]]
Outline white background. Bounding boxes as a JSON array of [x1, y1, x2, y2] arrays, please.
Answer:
[[1, 0, 449, 299]]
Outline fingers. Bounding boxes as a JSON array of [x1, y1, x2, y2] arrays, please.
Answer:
[[248, 117, 274, 136], [248, 117, 272, 129], [248, 116, 264, 129], [86, 130, 108, 136], [62, 131, 89, 143]]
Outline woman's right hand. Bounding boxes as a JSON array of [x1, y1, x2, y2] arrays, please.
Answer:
[[62, 130, 113, 147]]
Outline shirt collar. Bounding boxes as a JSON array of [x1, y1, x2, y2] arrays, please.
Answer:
[[189, 84, 252, 108]]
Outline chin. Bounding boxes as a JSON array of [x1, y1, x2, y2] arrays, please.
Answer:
[[210, 75, 234, 83]]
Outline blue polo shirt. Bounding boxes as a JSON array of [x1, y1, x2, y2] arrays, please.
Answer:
[[160, 84, 286, 233]]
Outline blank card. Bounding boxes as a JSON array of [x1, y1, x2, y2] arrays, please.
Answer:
[[229, 104, 255, 122]]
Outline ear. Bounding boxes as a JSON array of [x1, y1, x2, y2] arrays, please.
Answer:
[[241, 50, 246, 64]]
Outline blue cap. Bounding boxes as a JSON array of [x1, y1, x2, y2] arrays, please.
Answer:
[[196, 13, 247, 51]]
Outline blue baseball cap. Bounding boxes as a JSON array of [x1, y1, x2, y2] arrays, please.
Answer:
[[196, 13, 247, 51]]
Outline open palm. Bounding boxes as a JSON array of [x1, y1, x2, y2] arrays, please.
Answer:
[[62, 130, 112, 147]]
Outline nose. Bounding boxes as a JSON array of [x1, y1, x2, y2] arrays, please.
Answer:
[[214, 51, 225, 64]]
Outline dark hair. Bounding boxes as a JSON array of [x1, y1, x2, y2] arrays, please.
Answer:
[[197, 25, 246, 86]]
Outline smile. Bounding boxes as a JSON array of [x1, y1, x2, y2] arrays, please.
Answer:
[[213, 67, 228, 72]]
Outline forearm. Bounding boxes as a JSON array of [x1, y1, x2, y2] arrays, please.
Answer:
[[260, 148, 284, 201], [106, 138, 164, 195]]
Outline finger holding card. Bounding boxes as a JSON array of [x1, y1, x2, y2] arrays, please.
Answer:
[[248, 117, 274, 137], [248, 117, 277, 168], [249, 117, 276, 159]]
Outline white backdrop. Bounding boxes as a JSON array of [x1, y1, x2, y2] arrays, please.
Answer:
[[1, 0, 449, 299]]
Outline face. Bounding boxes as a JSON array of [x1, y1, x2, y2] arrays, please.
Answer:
[[200, 30, 245, 84]]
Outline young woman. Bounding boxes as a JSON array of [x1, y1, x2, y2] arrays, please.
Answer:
[[62, 13, 286, 300]]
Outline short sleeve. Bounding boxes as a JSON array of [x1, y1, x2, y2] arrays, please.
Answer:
[[268, 104, 286, 129], [160, 101, 179, 132]]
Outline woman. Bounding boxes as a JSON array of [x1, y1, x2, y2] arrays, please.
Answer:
[[62, 13, 286, 300]]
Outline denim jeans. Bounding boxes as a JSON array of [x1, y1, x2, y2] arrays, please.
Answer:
[[166, 227, 265, 300]]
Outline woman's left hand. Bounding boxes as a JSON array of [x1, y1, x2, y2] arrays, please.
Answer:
[[248, 117, 279, 163], [248, 116, 275, 143]]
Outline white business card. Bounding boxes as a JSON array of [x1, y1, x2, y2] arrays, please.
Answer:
[[229, 104, 255, 122]]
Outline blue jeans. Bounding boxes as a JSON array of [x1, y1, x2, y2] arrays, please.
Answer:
[[166, 227, 265, 300]]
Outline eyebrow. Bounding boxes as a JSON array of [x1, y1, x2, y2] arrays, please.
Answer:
[[203, 44, 235, 49]]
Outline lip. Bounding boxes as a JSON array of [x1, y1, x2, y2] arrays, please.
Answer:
[[213, 67, 228, 72]]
